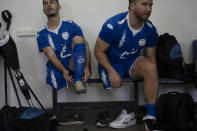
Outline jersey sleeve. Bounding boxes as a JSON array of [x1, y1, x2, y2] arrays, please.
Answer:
[[36, 32, 50, 52], [146, 24, 158, 48], [71, 21, 84, 38], [99, 19, 115, 45]]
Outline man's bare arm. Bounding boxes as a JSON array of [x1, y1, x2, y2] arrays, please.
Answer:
[[94, 37, 122, 88], [43, 46, 72, 81]]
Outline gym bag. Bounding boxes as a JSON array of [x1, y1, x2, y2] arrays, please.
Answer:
[[156, 92, 197, 131], [156, 33, 184, 78]]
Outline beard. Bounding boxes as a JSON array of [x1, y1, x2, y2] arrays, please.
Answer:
[[47, 13, 57, 17], [134, 10, 150, 22], [45, 8, 58, 18]]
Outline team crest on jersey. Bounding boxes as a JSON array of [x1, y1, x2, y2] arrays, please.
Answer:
[[107, 24, 113, 30], [138, 39, 146, 47], [62, 32, 69, 40]]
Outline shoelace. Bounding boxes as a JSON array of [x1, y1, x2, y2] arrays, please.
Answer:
[[66, 77, 89, 93], [65, 79, 70, 93], [84, 77, 90, 89], [114, 113, 126, 122]]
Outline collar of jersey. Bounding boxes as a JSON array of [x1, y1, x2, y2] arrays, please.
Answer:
[[46, 18, 63, 34]]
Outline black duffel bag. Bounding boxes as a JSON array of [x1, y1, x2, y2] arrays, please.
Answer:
[[14, 107, 57, 131], [0, 106, 58, 131]]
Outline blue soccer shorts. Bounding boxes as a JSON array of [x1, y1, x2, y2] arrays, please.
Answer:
[[98, 56, 141, 89], [46, 64, 74, 91]]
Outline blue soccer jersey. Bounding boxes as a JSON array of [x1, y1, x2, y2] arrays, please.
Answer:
[[37, 19, 84, 90], [99, 11, 158, 64]]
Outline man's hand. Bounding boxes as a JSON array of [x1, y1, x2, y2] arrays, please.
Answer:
[[108, 70, 122, 88], [62, 69, 73, 82]]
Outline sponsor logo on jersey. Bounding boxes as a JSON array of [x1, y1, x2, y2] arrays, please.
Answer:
[[62, 32, 69, 40], [107, 24, 113, 30], [138, 39, 146, 47], [120, 49, 138, 59], [118, 17, 126, 25]]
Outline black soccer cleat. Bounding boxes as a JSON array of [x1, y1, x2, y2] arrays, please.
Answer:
[[143, 115, 162, 131]]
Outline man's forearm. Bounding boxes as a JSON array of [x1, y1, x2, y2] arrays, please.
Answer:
[[95, 51, 116, 73], [43, 47, 67, 73], [50, 56, 67, 73], [85, 44, 91, 69]]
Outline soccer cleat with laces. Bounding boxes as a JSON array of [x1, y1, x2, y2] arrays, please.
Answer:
[[74, 81, 87, 94], [109, 109, 136, 128], [95, 112, 111, 127], [143, 115, 162, 131]]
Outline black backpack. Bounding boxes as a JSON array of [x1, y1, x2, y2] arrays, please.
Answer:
[[156, 92, 197, 131], [156, 33, 184, 78]]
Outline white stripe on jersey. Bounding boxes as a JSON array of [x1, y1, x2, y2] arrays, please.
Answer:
[[146, 21, 153, 28], [51, 71, 58, 89], [101, 69, 107, 86], [118, 16, 127, 25], [118, 30, 126, 48], [48, 34, 56, 50]]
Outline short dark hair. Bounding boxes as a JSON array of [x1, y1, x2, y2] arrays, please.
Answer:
[[56, 0, 59, 4], [128, 0, 137, 10], [129, 0, 137, 4], [43, 0, 59, 5], [129, 0, 132, 5]]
